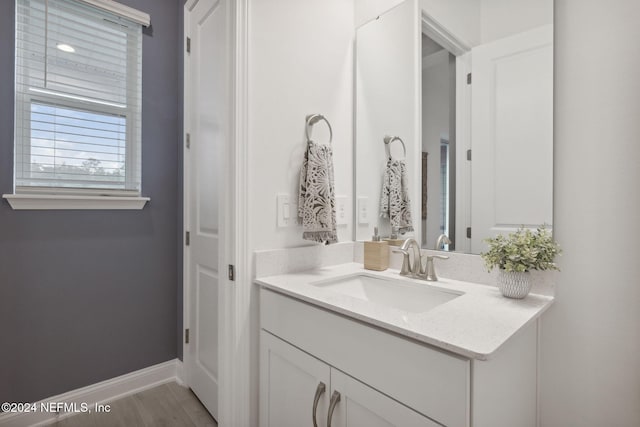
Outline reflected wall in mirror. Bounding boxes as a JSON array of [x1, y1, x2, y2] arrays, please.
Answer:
[[354, 0, 553, 254]]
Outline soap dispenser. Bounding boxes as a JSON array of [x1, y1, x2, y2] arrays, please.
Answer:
[[384, 225, 405, 247], [364, 227, 389, 271]]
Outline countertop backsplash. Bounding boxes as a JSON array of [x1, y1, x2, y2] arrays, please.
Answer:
[[254, 242, 355, 278], [353, 242, 556, 297], [255, 241, 555, 297]]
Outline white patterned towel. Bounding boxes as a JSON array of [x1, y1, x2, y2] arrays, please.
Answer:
[[380, 159, 414, 233], [298, 140, 338, 245]]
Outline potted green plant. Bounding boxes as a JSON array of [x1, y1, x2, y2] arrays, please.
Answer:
[[481, 226, 561, 298]]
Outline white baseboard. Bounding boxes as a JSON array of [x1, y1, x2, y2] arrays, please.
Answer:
[[0, 359, 182, 427], [175, 359, 186, 386]]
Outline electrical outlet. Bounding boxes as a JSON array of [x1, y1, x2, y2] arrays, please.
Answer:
[[336, 196, 348, 225]]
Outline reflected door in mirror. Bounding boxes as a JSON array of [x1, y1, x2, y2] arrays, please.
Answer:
[[470, 25, 553, 253]]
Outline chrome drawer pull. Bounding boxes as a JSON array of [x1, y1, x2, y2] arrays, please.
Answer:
[[312, 382, 326, 427], [327, 390, 341, 427]]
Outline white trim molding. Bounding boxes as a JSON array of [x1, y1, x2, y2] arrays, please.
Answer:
[[79, 0, 150, 26], [421, 10, 471, 56], [0, 359, 181, 427], [175, 360, 186, 386], [2, 194, 150, 210], [218, 0, 251, 426]]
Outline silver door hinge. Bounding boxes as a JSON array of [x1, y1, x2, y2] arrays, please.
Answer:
[[467, 73, 472, 84], [185, 231, 190, 246], [467, 149, 472, 161], [185, 328, 190, 344], [186, 133, 191, 149], [466, 227, 472, 238], [228, 264, 235, 281], [186, 37, 191, 53]]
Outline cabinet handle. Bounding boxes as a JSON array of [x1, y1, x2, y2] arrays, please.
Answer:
[[312, 382, 326, 427], [327, 390, 341, 427]]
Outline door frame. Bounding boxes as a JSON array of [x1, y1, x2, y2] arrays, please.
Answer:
[[420, 11, 472, 253], [183, 0, 251, 426]]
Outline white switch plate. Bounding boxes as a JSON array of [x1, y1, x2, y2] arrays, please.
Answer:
[[277, 194, 291, 227], [358, 196, 369, 224], [336, 196, 348, 225]]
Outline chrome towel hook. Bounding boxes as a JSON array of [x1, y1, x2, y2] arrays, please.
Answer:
[[305, 114, 333, 145], [384, 135, 407, 160]]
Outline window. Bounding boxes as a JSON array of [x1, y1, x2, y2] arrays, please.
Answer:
[[13, 0, 144, 198], [440, 139, 449, 239]]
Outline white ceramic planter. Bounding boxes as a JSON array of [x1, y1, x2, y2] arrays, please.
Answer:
[[497, 270, 532, 299]]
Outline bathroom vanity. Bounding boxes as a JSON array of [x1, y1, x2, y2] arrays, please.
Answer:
[[252, 0, 556, 423], [256, 264, 552, 427]]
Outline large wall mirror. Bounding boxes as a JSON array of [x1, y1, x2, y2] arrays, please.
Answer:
[[354, 0, 553, 254]]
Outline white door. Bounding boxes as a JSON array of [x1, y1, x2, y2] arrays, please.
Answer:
[[185, 0, 229, 419], [328, 369, 438, 427], [260, 331, 331, 427], [470, 26, 553, 253]]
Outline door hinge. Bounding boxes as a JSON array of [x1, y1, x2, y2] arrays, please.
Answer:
[[185, 231, 190, 246], [228, 264, 235, 281], [185, 328, 190, 344], [466, 227, 472, 238], [466, 149, 472, 161], [186, 133, 190, 149], [467, 72, 472, 84], [186, 37, 191, 53]]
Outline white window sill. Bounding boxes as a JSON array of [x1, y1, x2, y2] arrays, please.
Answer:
[[2, 194, 150, 210]]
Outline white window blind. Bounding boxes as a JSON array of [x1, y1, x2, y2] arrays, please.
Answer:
[[15, 0, 142, 195]]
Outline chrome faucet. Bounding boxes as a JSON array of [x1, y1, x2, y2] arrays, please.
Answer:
[[423, 254, 449, 281], [435, 234, 451, 250], [394, 237, 449, 281], [393, 238, 421, 276]]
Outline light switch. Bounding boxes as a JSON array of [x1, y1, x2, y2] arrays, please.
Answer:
[[358, 197, 369, 224], [336, 196, 348, 225], [277, 194, 291, 227]]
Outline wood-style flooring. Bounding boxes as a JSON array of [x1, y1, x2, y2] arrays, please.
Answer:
[[49, 382, 217, 427]]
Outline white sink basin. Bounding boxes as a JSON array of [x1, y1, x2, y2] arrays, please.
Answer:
[[311, 274, 461, 314]]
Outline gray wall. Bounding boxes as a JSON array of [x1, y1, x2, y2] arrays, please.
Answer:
[[541, 0, 640, 425], [0, 0, 183, 403]]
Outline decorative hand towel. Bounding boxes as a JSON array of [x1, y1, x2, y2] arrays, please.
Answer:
[[380, 159, 414, 233], [298, 140, 338, 244]]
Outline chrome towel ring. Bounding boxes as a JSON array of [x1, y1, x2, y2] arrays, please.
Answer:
[[306, 114, 333, 145], [384, 135, 407, 160]]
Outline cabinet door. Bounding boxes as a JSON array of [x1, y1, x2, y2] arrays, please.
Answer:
[[260, 331, 331, 427], [327, 369, 439, 427]]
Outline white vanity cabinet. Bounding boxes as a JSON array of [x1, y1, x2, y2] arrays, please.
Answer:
[[329, 368, 438, 427], [260, 332, 330, 427], [259, 288, 539, 427], [261, 331, 437, 427]]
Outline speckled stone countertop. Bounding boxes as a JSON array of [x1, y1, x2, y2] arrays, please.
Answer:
[[255, 263, 554, 360]]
